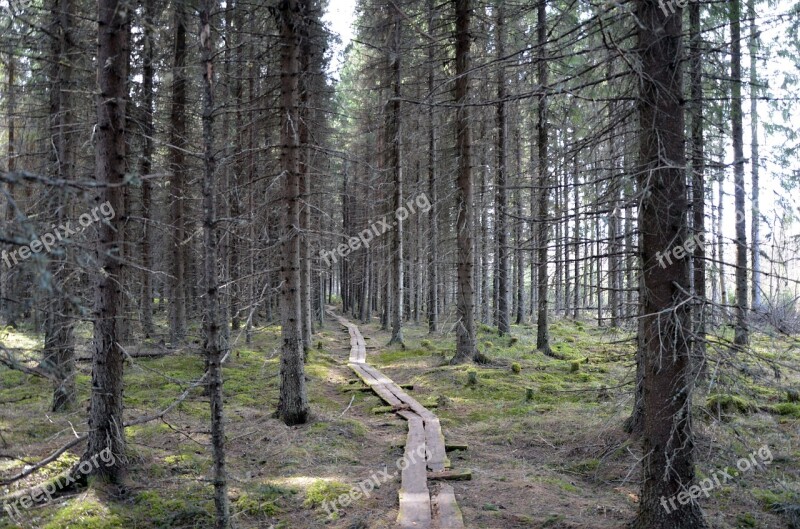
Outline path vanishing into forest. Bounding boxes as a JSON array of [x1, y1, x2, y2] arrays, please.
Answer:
[[328, 309, 466, 529]]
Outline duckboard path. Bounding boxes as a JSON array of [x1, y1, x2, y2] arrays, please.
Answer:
[[327, 309, 466, 529]]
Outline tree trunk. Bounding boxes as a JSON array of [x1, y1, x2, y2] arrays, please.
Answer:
[[451, 0, 477, 364], [199, 2, 230, 525], [427, 0, 438, 334], [139, 0, 155, 338], [44, 0, 76, 412], [387, 6, 404, 347], [690, 0, 706, 373], [86, 0, 128, 483], [748, 0, 761, 311], [631, 0, 706, 525], [277, 0, 309, 426], [535, 0, 552, 355], [169, 0, 188, 344], [731, 0, 749, 348], [495, 2, 510, 336]]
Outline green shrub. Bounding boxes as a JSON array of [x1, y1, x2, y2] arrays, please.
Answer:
[[511, 362, 521, 374]]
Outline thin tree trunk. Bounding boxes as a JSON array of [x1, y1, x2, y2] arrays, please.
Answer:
[[731, 0, 749, 348], [495, 2, 510, 336], [387, 6, 404, 347], [139, 0, 155, 338], [690, 0, 706, 373], [199, 2, 230, 525], [748, 0, 761, 311]]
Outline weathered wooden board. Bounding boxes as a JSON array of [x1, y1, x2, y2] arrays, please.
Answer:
[[431, 483, 465, 529], [397, 414, 432, 529]]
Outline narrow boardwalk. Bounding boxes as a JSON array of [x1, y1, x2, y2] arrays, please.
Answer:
[[328, 309, 466, 529]]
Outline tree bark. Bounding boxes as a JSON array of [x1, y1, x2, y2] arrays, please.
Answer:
[[387, 5, 404, 347], [86, 0, 128, 483], [451, 0, 477, 364], [631, 0, 706, 525], [277, 0, 309, 426], [199, 2, 230, 525], [536, 0, 552, 355], [169, 0, 188, 344], [495, 2, 510, 336], [731, 0, 749, 348]]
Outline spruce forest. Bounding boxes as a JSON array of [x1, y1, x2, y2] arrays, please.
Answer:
[[0, 0, 799, 527]]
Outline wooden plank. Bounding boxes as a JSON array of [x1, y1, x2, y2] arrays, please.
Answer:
[[431, 484, 465, 529], [423, 418, 447, 472], [428, 469, 472, 481], [397, 414, 432, 529]]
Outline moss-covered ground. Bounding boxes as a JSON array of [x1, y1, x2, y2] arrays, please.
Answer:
[[0, 314, 797, 528]]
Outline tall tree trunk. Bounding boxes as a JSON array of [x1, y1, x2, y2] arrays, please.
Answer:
[[495, 2, 510, 336], [299, 3, 313, 351], [690, 0, 706, 372], [536, 0, 552, 355], [86, 0, 128, 483], [277, 0, 309, 426], [451, 0, 477, 364], [515, 130, 525, 325], [748, 0, 761, 311], [199, 3, 230, 525], [427, 0, 438, 334], [631, 0, 706, 525], [731, 0, 749, 348], [387, 6, 404, 347], [44, 0, 76, 412], [139, 0, 155, 338], [169, 0, 188, 344]]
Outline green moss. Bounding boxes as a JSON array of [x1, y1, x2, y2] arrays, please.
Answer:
[[303, 480, 351, 509], [569, 458, 600, 474], [466, 370, 478, 386], [511, 362, 521, 374], [570, 361, 580, 373], [736, 513, 757, 527], [43, 498, 125, 529], [706, 394, 756, 415], [772, 402, 800, 418], [235, 484, 294, 516]]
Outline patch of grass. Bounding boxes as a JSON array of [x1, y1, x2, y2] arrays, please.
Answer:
[[303, 479, 351, 509], [236, 484, 295, 516]]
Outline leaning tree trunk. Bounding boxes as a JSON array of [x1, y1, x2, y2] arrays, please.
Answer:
[[451, 0, 477, 364], [276, 0, 309, 426], [631, 0, 707, 526], [85, 0, 128, 483]]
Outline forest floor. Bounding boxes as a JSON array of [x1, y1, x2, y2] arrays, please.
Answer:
[[0, 312, 798, 529]]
